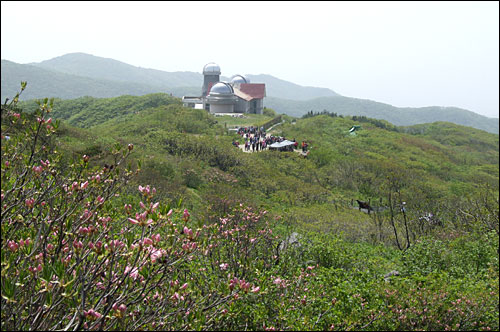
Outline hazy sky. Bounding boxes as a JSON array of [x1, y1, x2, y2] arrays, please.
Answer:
[[2, 1, 499, 118]]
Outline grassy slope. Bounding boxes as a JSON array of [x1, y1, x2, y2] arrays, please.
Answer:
[[15, 94, 497, 329], [265, 96, 499, 134], [44, 94, 498, 241]]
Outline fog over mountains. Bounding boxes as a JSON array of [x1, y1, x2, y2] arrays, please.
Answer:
[[1, 52, 498, 134]]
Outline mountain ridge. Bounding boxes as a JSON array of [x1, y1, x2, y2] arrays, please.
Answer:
[[2, 53, 498, 134]]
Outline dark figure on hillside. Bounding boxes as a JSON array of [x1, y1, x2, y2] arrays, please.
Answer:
[[356, 200, 372, 214]]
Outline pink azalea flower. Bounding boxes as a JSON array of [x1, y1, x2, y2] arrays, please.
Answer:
[[25, 198, 35, 208], [183, 226, 193, 239], [152, 234, 161, 243], [183, 209, 190, 222], [84, 309, 102, 319], [128, 218, 140, 225], [7, 240, 18, 252], [33, 166, 43, 174]]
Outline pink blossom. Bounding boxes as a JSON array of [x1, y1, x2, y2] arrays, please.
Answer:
[[219, 263, 229, 270], [25, 198, 35, 208], [167, 209, 173, 217], [7, 240, 18, 252], [251, 286, 260, 293], [143, 237, 153, 246], [150, 249, 163, 263], [78, 227, 89, 235], [84, 309, 102, 320], [113, 303, 127, 313], [180, 283, 188, 290], [73, 239, 83, 250], [124, 266, 139, 280], [138, 185, 152, 196], [239, 280, 250, 292], [81, 181, 89, 189], [31, 162, 41, 172], [128, 218, 140, 225], [229, 277, 238, 291], [183, 226, 193, 239], [183, 209, 190, 222]]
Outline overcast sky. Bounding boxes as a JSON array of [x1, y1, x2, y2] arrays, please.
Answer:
[[1, 1, 499, 118]]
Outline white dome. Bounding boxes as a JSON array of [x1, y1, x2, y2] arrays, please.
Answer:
[[209, 82, 234, 95], [231, 75, 249, 84], [203, 62, 221, 75]]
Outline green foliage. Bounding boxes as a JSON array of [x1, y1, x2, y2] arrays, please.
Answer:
[[2, 85, 498, 331], [265, 95, 499, 134]]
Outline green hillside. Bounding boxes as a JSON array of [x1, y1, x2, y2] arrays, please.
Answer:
[[265, 95, 499, 134], [32, 52, 203, 88], [1, 60, 169, 100], [2, 89, 498, 330], [3, 53, 498, 134]]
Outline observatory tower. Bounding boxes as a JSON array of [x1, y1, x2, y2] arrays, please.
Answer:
[[202, 62, 221, 97]]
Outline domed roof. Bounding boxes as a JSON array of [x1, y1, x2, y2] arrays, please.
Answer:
[[209, 82, 234, 95], [231, 75, 249, 84], [203, 62, 221, 75]]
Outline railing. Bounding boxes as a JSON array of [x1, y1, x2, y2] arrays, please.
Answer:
[[262, 115, 283, 131]]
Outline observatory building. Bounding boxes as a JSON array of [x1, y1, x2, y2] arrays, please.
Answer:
[[182, 63, 266, 114]]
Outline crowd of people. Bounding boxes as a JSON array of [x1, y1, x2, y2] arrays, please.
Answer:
[[231, 126, 309, 154]]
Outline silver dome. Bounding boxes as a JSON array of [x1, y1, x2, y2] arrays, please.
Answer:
[[231, 75, 249, 84], [209, 82, 234, 95], [203, 62, 221, 75]]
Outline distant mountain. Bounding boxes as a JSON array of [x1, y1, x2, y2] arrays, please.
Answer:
[[246, 74, 338, 100], [264, 96, 499, 134], [2, 53, 498, 134], [1, 60, 167, 101], [31, 53, 203, 88], [29, 53, 339, 100]]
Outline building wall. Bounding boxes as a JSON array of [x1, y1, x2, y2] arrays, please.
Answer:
[[202, 75, 220, 97], [234, 98, 249, 113], [247, 99, 263, 114], [209, 103, 234, 113]]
